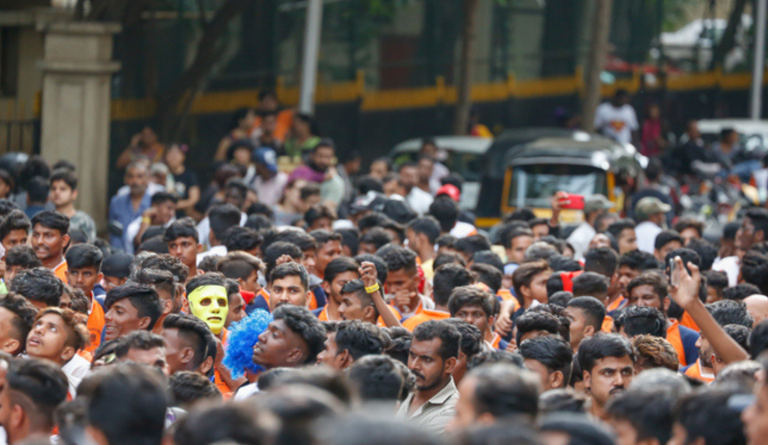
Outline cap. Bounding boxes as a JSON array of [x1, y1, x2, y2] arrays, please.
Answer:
[[101, 252, 133, 279], [584, 194, 615, 214], [635, 197, 672, 220], [253, 147, 278, 173], [436, 184, 460, 202], [350, 191, 388, 215]]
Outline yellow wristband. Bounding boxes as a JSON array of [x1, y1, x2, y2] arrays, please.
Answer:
[[142, 216, 151, 224], [365, 283, 380, 294]]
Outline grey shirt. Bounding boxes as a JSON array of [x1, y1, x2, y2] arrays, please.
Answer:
[[396, 377, 459, 436]]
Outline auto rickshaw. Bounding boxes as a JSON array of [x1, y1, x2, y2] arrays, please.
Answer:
[[477, 134, 644, 227]]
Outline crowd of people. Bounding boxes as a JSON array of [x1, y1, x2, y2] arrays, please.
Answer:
[[0, 92, 766, 445]]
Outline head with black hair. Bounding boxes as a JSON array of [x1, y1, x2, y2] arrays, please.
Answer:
[[708, 299, 754, 328], [264, 241, 303, 278], [275, 229, 318, 274], [10, 267, 63, 309], [164, 217, 201, 271], [565, 296, 606, 351], [64, 243, 104, 297], [520, 334, 573, 391], [162, 313, 215, 375], [222, 226, 263, 256], [606, 388, 676, 445], [310, 229, 343, 278], [548, 254, 583, 273], [304, 204, 336, 232], [0, 357, 68, 442], [217, 251, 264, 293], [347, 354, 405, 403], [406, 217, 440, 257], [428, 196, 459, 234], [470, 263, 502, 294], [268, 262, 311, 311], [335, 228, 360, 257], [442, 318, 483, 384], [168, 371, 222, 410], [606, 219, 638, 254], [724, 283, 762, 302], [452, 363, 540, 429], [113, 330, 167, 372], [750, 320, 768, 359], [454, 235, 492, 263], [673, 387, 748, 445], [30, 211, 70, 267], [514, 310, 562, 346], [466, 349, 524, 371], [409, 320, 460, 392], [626, 271, 669, 315], [103, 282, 162, 341], [616, 250, 660, 297], [5, 244, 41, 285], [743, 207, 768, 251], [621, 305, 667, 338], [655, 230, 684, 258], [571, 271, 609, 302], [208, 203, 242, 246], [448, 285, 498, 339], [742, 251, 768, 295], [382, 246, 420, 311], [321, 256, 360, 305], [254, 304, 327, 368], [578, 333, 635, 412], [27, 307, 88, 366], [584, 247, 618, 280], [26, 176, 49, 205], [0, 292, 38, 355], [0, 210, 30, 253], [316, 320, 387, 370], [471, 250, 503, 272], [431, 264, 474, 308], [358, 227, 392, 255], [354, 253, 387, 284]]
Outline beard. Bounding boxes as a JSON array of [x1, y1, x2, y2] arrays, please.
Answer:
[[412, 366, 446, 391]]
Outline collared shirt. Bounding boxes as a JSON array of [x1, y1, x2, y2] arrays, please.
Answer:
[[109, 191, 151, 250], [397, 378, 459, 436]]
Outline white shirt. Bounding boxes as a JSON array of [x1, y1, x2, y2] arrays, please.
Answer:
[[196, 212, 247, 249], [567, 222, 596, 261], [62, 354, 91, 398], [197, 245, 228, 266], [252, 171, 289, 207], [450, 221, 478, 239], [116, 182, 166, 197], [712, 255, 740, 287], [635, 221, 662, 254], [594, 102, 639, 144], [406, 187, 434, 216], [124, 216, 175, 255], [233, 382, 260, 400]]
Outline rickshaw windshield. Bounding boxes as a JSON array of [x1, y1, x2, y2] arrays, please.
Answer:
[[508, 164, 607, 208]]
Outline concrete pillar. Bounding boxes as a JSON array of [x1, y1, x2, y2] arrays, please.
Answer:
[[37, 21, 121, 232]]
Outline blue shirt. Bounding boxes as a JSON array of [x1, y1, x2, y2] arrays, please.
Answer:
[[109, 192, 151, 251]]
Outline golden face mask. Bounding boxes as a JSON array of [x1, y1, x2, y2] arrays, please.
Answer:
[[188, 285, 229, 334]]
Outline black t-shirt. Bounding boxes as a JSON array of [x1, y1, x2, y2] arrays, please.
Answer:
[[173, 170, 199, 217]]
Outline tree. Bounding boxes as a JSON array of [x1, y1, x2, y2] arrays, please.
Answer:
[[582, 0, 613, 133], [453, 0, 481, 135]]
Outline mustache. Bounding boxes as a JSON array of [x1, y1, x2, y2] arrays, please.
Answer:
[[610, 386, 625, 395], [411, 370, 425, 380]]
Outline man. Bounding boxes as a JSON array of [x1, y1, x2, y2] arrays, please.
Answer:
[[606, 219, 638, 255], [65, 243, 106, 352], [252, 147, 288, 207], [4, 245, 41, 287], [519, 335, 573, 391], [713, 221, 740, 286], [671, 388, 747, 445], [274, 230, 326, 310], [217, 251, 264, 305], [289, 140, 346, 206], [606, 389, 676, 445], [125, 191, 177, 254], [442, 319, 483, 385], [382, 246, 434, 319], [164, 218, 202, 280], [85, 364, 168, 445], [0, 293, 37, 356], [578, 333, 635, 420], [594, 89, 639, 145], [584, 247, 620, 309], [113, 330, 169, 375], [222, 226, 262, 257], [566, 194, 615, 261], [397, 320, 460, 435], [318, 256, 360, 322], [49, 169, 96, 242], [268, 262, 313, 311], [0, 211, 30, 260], [399, 162, 433, 216], [26, 307, 89, 396], [316, 320, 386, 370], [23, 177, 48, 220], [101, 252, 133, 293], [134, 268, 182, 335], [503, 227, 534, 267], [162, 313, 215, 375], [625, 272, 699, 367], [613, 250, 659, 313], [347, 355, 406, 404], [654, 230, 684, 264], [635, 197, 671, 254], [103, 282, 163, 341], [109, 162, 151, 251], [512, 260, 552, 311], [196, 203, 243, 264], [451, 363, 540, 430], [10, 268, 63, 309], [742, 207, 768, 253], [745, 294, 768, 327], [448, 284, 504, 349], [310, 229, 343, 280], [224, 278, 246, 327], [30, 210, 69, 281], [252, 304, 326, 370], [406, 217, 440, 280], [404, 264, 474, 331], [0, 358, 68, 445]]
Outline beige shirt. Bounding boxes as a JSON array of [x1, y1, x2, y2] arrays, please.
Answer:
[[396, 377, 458, 435]]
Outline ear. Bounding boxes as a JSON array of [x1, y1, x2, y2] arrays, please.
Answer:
[[520, 285, 531, 299], [444, 356, 458, 375], [138, 316, 152, 331], [198, 356, 214, 375], [550, 370, 564, 389], [61, 345, 76, 363], [663, 296, 671, 312], [321, 280, 331, 295], [286, 347, 304, 365], [304, 291, 312, 308], [362, 305, 376, 321], [196, 244, 203, 254], [477, 412, 496, 425], [0, 338, 19, 356], [339, 350, 353, 368], [10, 403, 24, 429], [238, 277, 248, 289], [488, 315, 496, 329], [584, 325, 596, 337], [180, 347, 196, 365], [96, 272, 104, 283], [162, 299, 173, 316], [582, 370, 592, 392], [62, 233, 70, 248], [72, 189, 79, 200]]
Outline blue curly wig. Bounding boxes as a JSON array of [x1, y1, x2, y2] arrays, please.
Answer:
[[223, 309, 272, 379]]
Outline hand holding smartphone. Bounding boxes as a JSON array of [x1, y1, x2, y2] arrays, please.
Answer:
[[669, 258, 679, 286], [559, 193, 585, 210]]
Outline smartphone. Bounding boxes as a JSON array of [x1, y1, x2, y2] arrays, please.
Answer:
[[669, 258, 679, 286], [559, 193, 585, 210]]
